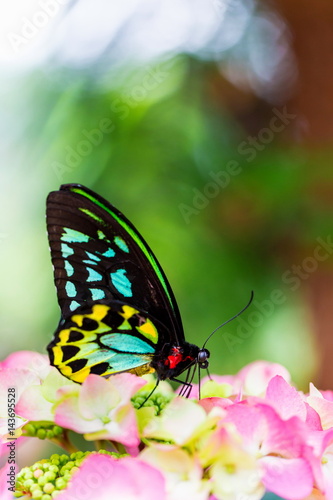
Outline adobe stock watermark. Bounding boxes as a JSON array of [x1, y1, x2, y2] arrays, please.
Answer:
[[7, 0, 70, 53], [178, 106, 296, 224], [222, 235, 333, 353], [7, 387, 17, 494], [52, 62, 171, 181]]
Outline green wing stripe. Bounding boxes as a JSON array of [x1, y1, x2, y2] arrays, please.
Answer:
[[71, 186, 174, 309]]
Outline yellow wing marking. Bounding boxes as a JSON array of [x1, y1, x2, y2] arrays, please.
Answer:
[[136, 318, 159, 344], [118, 305, 139, 330], [72, 304, 109, 326]]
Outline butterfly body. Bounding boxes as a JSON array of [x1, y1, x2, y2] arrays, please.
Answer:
[[46, 184, 209, 387]]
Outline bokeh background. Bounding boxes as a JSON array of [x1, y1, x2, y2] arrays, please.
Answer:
[[1, 0, 333, 395]]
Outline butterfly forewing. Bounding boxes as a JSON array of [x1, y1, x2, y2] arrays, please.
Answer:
[[46, 184, 184, 342]]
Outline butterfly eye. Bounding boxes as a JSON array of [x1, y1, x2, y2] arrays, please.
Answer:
[[198, 348, 210, 368]]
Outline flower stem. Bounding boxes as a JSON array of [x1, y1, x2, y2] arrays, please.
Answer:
[[51, 430, 79, 454]]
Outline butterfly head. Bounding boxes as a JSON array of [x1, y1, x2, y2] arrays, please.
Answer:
[[197, 347, 210, 369]]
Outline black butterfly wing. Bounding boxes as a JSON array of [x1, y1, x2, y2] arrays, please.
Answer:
[[46, 183, 184, 344]]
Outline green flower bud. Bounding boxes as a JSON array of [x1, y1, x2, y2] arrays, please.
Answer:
[[43, 483, 55, 494], [132, 390, 171, 414], [37, 476, 48, 487], [15, 450, 124, 497], [32, 490, 43, 499], [37, 429, 47, 440]]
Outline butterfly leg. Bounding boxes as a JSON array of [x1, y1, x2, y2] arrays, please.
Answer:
[[170, 377, 193, 398], [171, 360, 200, 398], [137, 379, 160, 409]]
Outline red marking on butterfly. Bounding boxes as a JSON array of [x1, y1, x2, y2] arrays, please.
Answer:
[[164, 346, 193, 369]]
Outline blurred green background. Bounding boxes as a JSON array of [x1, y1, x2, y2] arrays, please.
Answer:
[[1, 0, 333, 392]]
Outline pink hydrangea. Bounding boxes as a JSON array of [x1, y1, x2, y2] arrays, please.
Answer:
[[2, 352, 333, 499], [55, 373, 146, 447], [0, 351, 53, 446], [57, 453, 166, 500]]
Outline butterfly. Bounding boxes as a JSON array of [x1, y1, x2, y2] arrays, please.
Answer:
[[46, 184, 210, 393]]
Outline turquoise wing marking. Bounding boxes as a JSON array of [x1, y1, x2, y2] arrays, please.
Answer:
[[101, 333, 155, 353]]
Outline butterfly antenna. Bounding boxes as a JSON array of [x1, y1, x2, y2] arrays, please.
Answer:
[[202, 291, 254, 349]]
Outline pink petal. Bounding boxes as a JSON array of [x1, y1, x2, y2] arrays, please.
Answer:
[[321, 390, 333, 402], [107, 373, 147, 401], [265, 375, 307, 421], [1, 351, 50, 379], [237, 361, 291, 396], [55, 380, 140, 447], [322, 451, 333, 499], [78, 374, 146, 420], [303, 429, 333, 491], [144, 398, 208, 445], [0, 368, 40, 408], [199, 398, 232, 414], [57, 454, 166, 500], [261, 456, 314, 499], [305, 403, 322, 431], [225, 402, 309, 458], [258, 405, 308, 457], [224, 403, 267, 449], [16, 385, 54, 421], [78, 375, 120, 420], [55, 395, 94, 433], [101, 406, 140, 447], [307, 396, 333, 429]]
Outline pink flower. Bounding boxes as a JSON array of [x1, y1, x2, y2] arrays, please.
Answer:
[[55, 373, 145, 447], [199, 425, 265, 500], [57, 453, 166, 500], [141, 397, 219, 445], [304, 428, 333, 498], [16, 366, 74, 422], [0, 354, 43, 411], [0, 351, 52, 444], [141, 446, 209, 500], [223, 402, 314, 499], [307, 383, 333, 430], [236, 361, 291, 397], [0, 351, 50, 379], [190, 361, 291, 400], [3, 352, 333, 499], [265, 375, 306, 419]]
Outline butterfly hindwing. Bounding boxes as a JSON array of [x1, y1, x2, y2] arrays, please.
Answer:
[[47, 301, 170, 382], [46, 184, 184, 343]]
